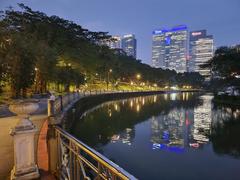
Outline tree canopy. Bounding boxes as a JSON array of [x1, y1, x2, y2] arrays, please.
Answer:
[[0, 4, 204, 98]]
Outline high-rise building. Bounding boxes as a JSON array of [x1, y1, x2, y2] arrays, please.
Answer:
[[109, 36, 121, 49], [121, 34, 137, 58], [189, 30, 214, 80], [100, 35, 121, 49], [152, 25, 188, 73]]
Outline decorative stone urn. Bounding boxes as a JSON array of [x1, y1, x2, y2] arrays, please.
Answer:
[[9, 100, 40, 180]]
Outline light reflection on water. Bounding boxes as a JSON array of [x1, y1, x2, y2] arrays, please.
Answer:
[[70, 93, 240, 180]]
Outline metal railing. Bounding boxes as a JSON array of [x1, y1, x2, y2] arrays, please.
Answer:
[[55, 126, 136, 180], [48, 91, 138, 179]]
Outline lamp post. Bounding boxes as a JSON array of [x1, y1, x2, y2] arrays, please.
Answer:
[[107, 69, 112, 91]]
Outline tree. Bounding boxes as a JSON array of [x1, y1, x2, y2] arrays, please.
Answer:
[[5, 34, 36, 97], [202, 46, 240, 79]]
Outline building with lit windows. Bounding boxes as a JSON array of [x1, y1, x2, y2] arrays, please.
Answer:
[[121, 34, 137, 58], [189, 30, 214, 80], [100, 35, 121, 49], [109, 36, 121, 49], [152, 25, 188, 73]]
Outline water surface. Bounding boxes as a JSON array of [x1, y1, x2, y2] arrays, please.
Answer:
[[71, 93, 240, 180]]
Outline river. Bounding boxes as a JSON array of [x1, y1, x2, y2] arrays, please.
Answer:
[[70, 92, 240, 180]]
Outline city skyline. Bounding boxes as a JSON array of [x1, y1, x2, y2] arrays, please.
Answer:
[[0, 0, 239, 65]]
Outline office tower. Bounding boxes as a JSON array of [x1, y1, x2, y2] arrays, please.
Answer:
[[121, 34, 137, 58], [152, 25, 188, 73], [100, 35, 121, 49], [189, 30, 214, 80], [109, 36, 121, 49]]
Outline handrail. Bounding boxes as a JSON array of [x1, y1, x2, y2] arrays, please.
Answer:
[[55, 126, 137, 180]]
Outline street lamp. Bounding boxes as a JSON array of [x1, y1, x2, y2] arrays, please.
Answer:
[[107, 69, 112, 90], [136, 73, 141, 80]]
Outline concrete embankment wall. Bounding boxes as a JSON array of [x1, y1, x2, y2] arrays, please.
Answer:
[[60, 90, 199, 131]]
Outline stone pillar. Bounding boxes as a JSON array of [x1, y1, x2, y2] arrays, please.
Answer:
[[10, 118, 39, 180]]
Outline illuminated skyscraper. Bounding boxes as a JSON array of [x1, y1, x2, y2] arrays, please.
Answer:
[[109, 36, 121, 49], [121, 34, 137, 58], [152, 25, 188, 73], [100, 35, 121, 49], [189, 30, 214, 80]]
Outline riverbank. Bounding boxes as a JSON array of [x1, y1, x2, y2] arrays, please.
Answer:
[[64, 90, 201, 132]]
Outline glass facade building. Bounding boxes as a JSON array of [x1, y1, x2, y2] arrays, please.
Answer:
[[109, 36, 121, 49], [121, 34, 137, 58], [189, 30, 214, 80], [152, 25, 188, 73]]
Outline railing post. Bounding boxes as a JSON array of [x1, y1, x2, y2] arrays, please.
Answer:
[[47, 124, 58, 177], [59, 95, 63, 111], [67, 93, 71, 104], [48, 99, 55, 117]]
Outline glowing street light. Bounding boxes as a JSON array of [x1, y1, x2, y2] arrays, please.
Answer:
[[136, 73, 141, 80]]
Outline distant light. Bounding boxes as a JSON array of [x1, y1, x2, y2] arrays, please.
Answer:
[[191, 32, 202, 36], [153, 96, 157, 103], [170, 86, 178, 90], [114, 104, 118, 111], [123, 34, 134, 38], [153, 25, 187, 35], [136, 74, 141, 80], [130, 100, 133, 108], [136, 104, 140, 112]]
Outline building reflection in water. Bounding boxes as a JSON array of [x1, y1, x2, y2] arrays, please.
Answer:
[[150, 93, 213, 152], [76, 93, 240, 154], [111, 128, 135, 146]]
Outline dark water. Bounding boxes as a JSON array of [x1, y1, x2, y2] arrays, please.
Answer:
[[70, 93, 240, 180]]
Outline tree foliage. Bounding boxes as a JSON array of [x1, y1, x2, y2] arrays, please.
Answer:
[[0, 4, 203, 97]]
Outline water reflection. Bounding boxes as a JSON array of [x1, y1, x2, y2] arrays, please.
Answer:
[[71, 93, 200, 147], [211, 103, 240, 157], [70, 93, 240, 180]]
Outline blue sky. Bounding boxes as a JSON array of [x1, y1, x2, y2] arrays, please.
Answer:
[[0, 0, 239, 64]]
